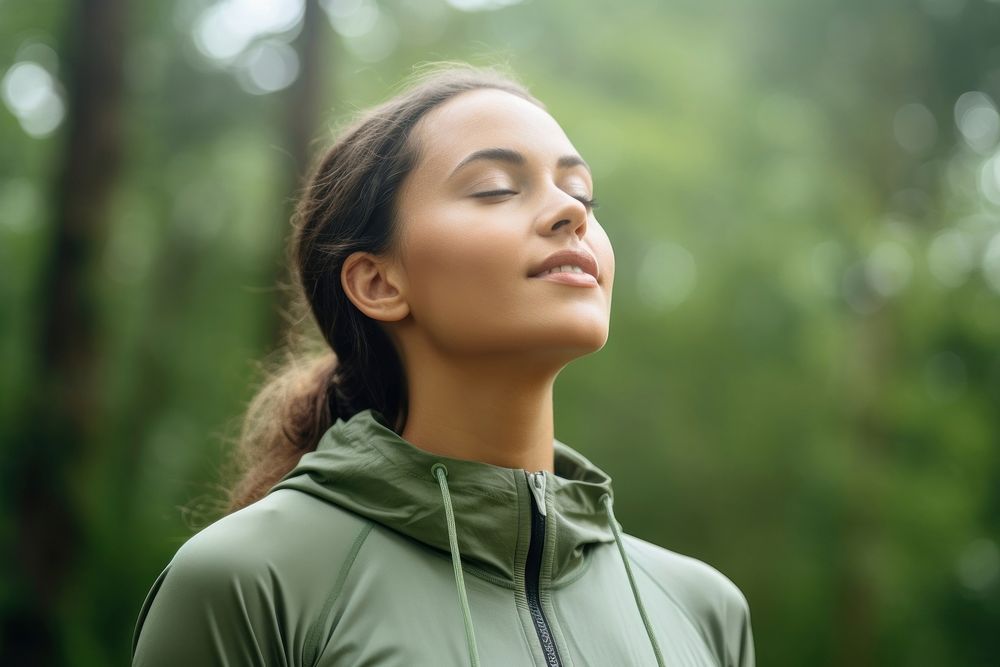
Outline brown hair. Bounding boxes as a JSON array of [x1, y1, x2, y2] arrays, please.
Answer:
[[219, 62, 544, 515]]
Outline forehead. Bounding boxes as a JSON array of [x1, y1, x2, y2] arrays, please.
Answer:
[[409, 88, 578, 175]]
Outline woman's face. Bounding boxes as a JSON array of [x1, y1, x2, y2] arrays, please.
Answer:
[[389, 87, 615, 362]]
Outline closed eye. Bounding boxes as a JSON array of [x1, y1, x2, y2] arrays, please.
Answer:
[[471, 189, 517, 198], [471, 189, 599, 211]]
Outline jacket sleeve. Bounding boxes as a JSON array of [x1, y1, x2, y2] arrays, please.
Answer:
[[131, 536, 289, 667], [725, 584, 755, 667]]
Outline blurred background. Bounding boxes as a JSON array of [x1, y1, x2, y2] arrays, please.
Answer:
[[2, 0, 999, 664]]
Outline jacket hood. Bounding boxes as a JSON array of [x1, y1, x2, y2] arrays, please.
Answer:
[[268, 407, 620, 588]]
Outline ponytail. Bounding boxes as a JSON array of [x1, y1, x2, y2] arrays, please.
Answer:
[[224, 350, 340, 515]]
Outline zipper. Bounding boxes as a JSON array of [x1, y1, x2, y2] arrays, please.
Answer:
[[524, 470, 563, 667]]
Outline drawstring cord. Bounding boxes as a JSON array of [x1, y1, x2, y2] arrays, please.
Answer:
[[601, 493, 665, 667], [431, 464, 662, 667], [432, 463, 481, 667]]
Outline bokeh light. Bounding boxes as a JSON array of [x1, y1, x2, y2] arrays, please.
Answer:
[[954, 91, 999, 155], [927, 229, 975, 287], [192, 0, 304, 64], [636, 241, 697, 312], [1, 59, 64, 137], [894, 102, 938, 155], [235, 39, 300, 94]]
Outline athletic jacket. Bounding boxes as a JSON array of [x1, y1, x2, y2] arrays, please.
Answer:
[[131, 408, 756, 666]]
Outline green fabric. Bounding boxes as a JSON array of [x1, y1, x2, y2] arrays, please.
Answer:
[[131, 408, 756, 666]]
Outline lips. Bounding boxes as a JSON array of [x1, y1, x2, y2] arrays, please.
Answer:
[[528, 248, 599, 280]]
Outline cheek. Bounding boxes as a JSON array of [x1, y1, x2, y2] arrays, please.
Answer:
[[589, 223, 615, 289], [401, 211, 525, 320]]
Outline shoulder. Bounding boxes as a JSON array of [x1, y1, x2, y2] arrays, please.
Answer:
[[623, 532, 750, 616], [168, 488, 371, 584], [623, 533, 755, 667], [132, 489, 373, 664]]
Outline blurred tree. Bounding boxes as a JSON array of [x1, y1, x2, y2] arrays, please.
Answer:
[[3, 0, 126, 663], [270, 0, 330, 348]]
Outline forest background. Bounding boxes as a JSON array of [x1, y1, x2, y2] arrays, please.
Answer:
[[2, 0, 999, 664]]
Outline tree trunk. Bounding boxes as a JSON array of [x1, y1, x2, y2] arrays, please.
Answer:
[[3, 0, 127, 662], [268, 0, 329, 349]]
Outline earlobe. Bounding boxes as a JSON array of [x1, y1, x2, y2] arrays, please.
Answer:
[[341, 251, 410, 322]]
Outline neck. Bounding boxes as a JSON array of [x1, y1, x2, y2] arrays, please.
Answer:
[[398, 350, 561, 474]]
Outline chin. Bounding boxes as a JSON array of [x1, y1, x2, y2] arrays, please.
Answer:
[[536, 322, 610, 358]]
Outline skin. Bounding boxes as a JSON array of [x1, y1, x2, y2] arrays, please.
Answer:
[[341, 88, 615, 474]]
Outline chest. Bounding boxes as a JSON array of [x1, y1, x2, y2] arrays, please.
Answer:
[[315, 538, 722, 667]]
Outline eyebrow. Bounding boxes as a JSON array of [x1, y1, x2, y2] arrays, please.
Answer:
[[448, 147, 591, 179]]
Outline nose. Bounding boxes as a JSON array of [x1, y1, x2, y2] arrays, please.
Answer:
[[535, 187, 589, 240]]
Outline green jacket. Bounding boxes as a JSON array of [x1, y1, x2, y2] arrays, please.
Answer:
[[131, 408, 755, 666]]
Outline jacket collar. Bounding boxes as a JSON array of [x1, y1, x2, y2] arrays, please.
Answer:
[[269, 408, 618, 587]]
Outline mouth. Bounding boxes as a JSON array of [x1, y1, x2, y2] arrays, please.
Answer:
[[529, 267, 599, 287], [528, 248, 600, 283]]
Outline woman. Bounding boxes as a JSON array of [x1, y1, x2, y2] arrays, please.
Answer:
[[130, 62, 755, 667]]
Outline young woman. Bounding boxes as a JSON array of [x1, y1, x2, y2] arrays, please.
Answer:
[[131, 63, 755, 667]]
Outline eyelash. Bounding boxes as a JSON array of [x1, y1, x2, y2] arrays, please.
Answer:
[[472, 189, 600, 211]]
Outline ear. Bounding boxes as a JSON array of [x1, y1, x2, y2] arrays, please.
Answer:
[[341, 250, 410, 322]]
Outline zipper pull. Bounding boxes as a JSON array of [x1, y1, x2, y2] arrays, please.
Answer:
[[526, 470, 547, 517]]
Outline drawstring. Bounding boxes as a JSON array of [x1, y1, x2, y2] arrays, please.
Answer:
[[430, 464, 661, 667], [601, 493, 666, 667], [432, 463, 481, 667]]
